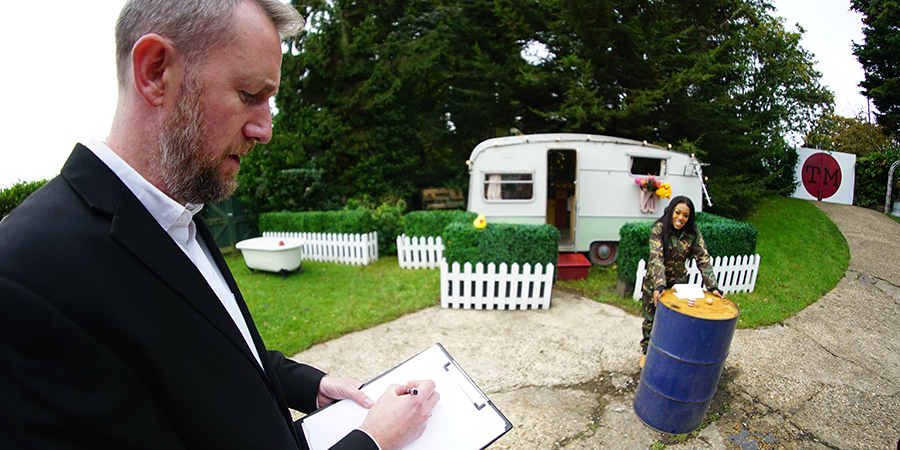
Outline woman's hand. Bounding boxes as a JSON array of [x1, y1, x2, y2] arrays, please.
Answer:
[[713, 289, 727, 300]]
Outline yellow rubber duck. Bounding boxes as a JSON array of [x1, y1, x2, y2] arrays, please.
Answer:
[[473, 213, 487, 229]]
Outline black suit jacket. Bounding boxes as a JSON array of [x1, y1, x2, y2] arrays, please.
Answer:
[[0, 145, 376, 449]]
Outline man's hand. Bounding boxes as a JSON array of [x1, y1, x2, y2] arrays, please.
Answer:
[[358, 380, 440, 450], [317, 376, 373, 409]]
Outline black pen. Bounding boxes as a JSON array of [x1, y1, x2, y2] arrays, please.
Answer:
[[405, 386, 418, 396]]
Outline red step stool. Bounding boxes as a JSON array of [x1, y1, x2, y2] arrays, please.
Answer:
[[557, 253, 591, 280]]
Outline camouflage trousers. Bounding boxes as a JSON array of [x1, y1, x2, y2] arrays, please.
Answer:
[[640, 288, 656, 355]]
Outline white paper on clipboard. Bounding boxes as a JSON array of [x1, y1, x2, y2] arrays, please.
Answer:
[[299, 343, 512, 450]]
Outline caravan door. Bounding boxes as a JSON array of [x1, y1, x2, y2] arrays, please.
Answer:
[[547, 149, 577, 251]]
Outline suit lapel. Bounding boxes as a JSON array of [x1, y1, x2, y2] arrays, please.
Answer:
[[196, 218, 298, 427], [62, 145, 264, 376], [196, 217, 271, 365], [195, 216, 278, 375]]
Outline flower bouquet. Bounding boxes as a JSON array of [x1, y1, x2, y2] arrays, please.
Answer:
[[634, 176, 672, 213]]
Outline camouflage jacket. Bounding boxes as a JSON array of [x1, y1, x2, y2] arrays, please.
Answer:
[[643, 221, 719, 294]]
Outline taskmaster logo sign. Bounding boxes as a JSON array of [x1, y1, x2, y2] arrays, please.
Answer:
[[801, 152, 841, 200], [791, 148, 855, 205]]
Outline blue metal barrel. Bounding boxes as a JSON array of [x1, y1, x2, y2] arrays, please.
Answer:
[[633, 289, 740, 434]]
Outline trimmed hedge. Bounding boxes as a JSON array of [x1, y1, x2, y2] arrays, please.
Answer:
[[403, 210, 478, 238], [258, 208, 561, 264], [1, 179, 49, 218], [258, 208, 473, 256], [443, 222, 560, 268], [617, 212, 758, 284], [259, 210, 377, 235]]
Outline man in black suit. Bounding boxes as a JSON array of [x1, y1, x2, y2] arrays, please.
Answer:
[[0, 1, 438, 448]]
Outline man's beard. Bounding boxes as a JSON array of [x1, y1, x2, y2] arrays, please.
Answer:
[[159, 75, 253, 204]]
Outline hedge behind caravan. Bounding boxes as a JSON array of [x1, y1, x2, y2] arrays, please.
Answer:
[[466, 133, 709, 265]]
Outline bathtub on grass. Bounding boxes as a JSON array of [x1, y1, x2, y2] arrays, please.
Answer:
[[235, 237, 305, 278]]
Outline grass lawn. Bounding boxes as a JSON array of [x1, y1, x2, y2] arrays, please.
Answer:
[[232, 196, 851, 354], [227, 255, 440, 355]]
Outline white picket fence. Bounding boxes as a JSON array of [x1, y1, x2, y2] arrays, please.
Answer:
[[263, 231, 379, 266], [440, 260, 555, 310], [632, 254, 761, 300], [396, 234, 444, 269]]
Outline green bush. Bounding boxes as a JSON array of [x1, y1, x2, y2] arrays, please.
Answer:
[[259, 210, 377, 235], [617, 223, 651, 286], [1, 179, 49, 218], [443, 222, 560, 268], [616, 211, 758, 284], [340, 196, 409, 255], [403, 210, 478, 238], [370, 199, 407, 255], [854, 147, 900, 210]]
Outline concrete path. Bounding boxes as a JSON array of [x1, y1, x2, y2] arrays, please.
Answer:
[[291, 202, 900, 449]]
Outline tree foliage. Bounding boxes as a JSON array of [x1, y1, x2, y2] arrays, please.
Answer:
[[1, 179, 49, 218], [237, 0, 833, 219], [854, 147, 900, 209], [804, 112, 899, 156], [851, 0, 900, 138]]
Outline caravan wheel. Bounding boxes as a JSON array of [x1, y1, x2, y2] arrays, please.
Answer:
[[588, 241, 618, 266]]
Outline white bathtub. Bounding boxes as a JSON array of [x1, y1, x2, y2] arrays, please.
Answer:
[[235, 237, 305, 276]]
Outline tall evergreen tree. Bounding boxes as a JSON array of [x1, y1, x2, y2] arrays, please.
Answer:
[[851, 0, 900, 137]]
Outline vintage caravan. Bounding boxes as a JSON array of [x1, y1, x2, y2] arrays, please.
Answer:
[[466, 133, 710, 265]]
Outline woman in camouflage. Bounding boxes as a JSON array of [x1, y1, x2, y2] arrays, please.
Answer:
[[639, 195, 726, 367]]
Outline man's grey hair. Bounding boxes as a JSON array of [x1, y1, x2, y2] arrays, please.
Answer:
[[115, 0, 304, 88]]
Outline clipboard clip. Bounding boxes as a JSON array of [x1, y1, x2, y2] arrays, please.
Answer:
[[444, 362, 487, 410]]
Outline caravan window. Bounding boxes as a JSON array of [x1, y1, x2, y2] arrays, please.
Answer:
[[630, 156, 667, 177], [484, 173, 533, 201]]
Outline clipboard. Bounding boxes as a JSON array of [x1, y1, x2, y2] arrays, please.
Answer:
[[299, 343, 513, 449]]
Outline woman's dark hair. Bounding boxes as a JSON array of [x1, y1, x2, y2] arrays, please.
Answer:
[[656, 195, 697, 260]]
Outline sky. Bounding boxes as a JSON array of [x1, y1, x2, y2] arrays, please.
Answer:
[[0, 0, 869, 188]]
